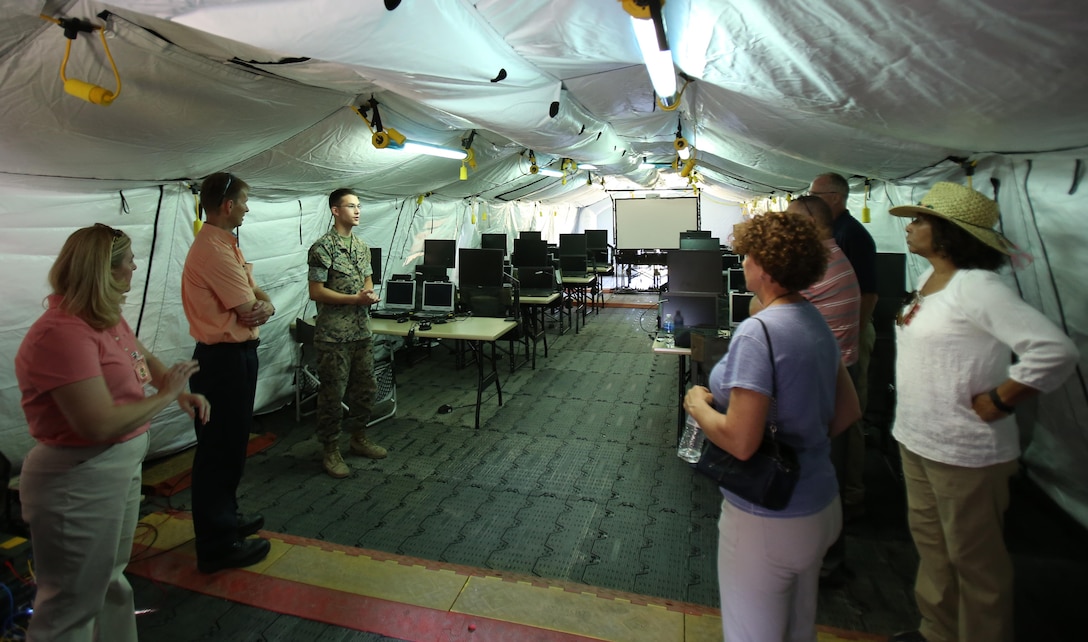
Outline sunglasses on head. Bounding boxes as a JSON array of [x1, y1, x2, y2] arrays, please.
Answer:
[[220, 173, 234, 203]]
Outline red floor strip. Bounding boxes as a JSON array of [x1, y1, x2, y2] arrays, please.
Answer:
[[128, 548, 606, 642]]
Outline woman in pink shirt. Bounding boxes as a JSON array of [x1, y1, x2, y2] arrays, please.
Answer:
[[15, 224, 210, 642]]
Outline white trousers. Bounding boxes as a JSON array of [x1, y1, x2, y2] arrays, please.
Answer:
[[717, 497, 841, 642], [20, 432, 148, 642]]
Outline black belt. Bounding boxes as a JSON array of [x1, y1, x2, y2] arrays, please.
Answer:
[[196, 339, 260, 350]]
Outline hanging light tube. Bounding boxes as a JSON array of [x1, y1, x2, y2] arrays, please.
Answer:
[[394, 141, 468, 160], [537, 168, 564, 178], [631, 13, 676, 105]]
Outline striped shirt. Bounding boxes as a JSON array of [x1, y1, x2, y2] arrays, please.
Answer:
[[801, 239, 860, 365]]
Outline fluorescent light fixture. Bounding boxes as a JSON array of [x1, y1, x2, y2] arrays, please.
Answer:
[[538, 168, 564, 178], [632, 15, 676, 102], [639, 162, 656, 170], [579, 163, 598, 170], [394, 141, 468, 160]]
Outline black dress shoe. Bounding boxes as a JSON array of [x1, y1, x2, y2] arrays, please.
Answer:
[[237, 513, 265, 537], [197, 538, 271, 574], [889, 631, 927, 642]]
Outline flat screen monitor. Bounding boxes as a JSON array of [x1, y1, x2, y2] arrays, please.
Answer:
[[512, 238, 548, 268], [559, 233, 587, 257], [667, 249, 723, 294], [679, 237, 721, 250], [481, 233, 507, 254], [680, 230, 713, 239], [727, 267, 747, 292], [730, 291, 756, 327], [459, 284, 511, 318], [559, 255, 587, 278], [518, 267, 555, 293], [518, 230, 542, 241], [369, 247, 382, 283], [382, 280, 416, 312], [585, 229, 608, 250], [459, 248, 504, 287], [660, 294, 719, 347], [721, 253, 742, 270], [423, 239, 456, 268], [421, 281, 456, 315]]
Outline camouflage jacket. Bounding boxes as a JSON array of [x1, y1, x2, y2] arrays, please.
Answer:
[[307, 229, 373, 342]]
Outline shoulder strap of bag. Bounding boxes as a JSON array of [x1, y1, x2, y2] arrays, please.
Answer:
[[752, 317, 779, 431]]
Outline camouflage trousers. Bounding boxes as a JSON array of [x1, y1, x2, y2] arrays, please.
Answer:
[[315, 338, 376, 446]]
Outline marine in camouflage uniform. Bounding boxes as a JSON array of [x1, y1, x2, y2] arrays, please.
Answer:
[[307, 189, 387, 477]]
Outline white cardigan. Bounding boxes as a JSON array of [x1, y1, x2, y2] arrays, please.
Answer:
[[893, 267, 1078, 468]]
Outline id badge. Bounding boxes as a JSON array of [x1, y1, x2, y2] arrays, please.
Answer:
[[133, 353, 152, 384]]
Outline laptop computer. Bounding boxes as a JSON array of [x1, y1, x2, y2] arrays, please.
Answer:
[[372, 279, 416, 318], [518, 268, 556, 297]]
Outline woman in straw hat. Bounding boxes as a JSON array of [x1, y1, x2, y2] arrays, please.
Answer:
[[14, 224, 210, 642], [887, 182, 1078, 642]]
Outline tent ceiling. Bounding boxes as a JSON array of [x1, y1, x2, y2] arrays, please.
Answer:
[[3, 0, 1086, 202]]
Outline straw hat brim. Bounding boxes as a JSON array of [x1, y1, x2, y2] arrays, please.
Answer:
[[889, 204, 1015, 255]]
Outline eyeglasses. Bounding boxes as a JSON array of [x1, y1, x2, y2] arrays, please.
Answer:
[[896, 290, 922, 327], [805, 190, 841, 197]]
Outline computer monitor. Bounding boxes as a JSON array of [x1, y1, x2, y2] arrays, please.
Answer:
[[680, 230, 713, 239], [667, 249, 722, 294], [729, 291, 756, 327], [559, 254, 587, 278], [659, 294, 719, 348], [421, 281, 456, 315], [459, 248, 504, 287], [369, 247, 382, 283], [382, 280, 416, 312], [518, 230, 542, 241], [679, 237, 720, 250], [585, 229, 608, 250], [459, 284, 512, 318], [423, 239, 456, 268], [512, 238, 548, 268], [518, 267, 555, 293], [559, 233, 587, 257], [721, 253, 742, 270], [727, 267, 747, 293], [481, 233, 507, 255]]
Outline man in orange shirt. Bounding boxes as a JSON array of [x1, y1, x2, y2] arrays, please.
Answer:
[[182, 172, 274, 573]]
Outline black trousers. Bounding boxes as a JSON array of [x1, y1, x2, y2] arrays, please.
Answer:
[[189, 339, 259, 558]]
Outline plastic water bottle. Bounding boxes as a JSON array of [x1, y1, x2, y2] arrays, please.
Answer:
[[662, 313, 674, 348], [677, 414, 705, 463]]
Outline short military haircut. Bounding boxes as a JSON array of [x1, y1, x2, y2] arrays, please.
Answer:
[[329, 188, 359, 209]]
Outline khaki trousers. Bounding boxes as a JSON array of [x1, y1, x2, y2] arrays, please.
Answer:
[[900, 445, 1018, 642], [20, 433, 148, 642]]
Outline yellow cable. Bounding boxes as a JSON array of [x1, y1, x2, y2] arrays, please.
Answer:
[[657, 78, 690, 111], [98, 27, 121, 101], [60, 39, 72, 82]]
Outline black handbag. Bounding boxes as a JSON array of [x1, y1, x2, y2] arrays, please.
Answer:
[[695, 317, 800, 510]]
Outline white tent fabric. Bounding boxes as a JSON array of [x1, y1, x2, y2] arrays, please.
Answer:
[[0, 0, 1085, 525]]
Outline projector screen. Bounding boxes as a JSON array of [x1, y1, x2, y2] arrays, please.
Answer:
[[614, 197, 698, 250]]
